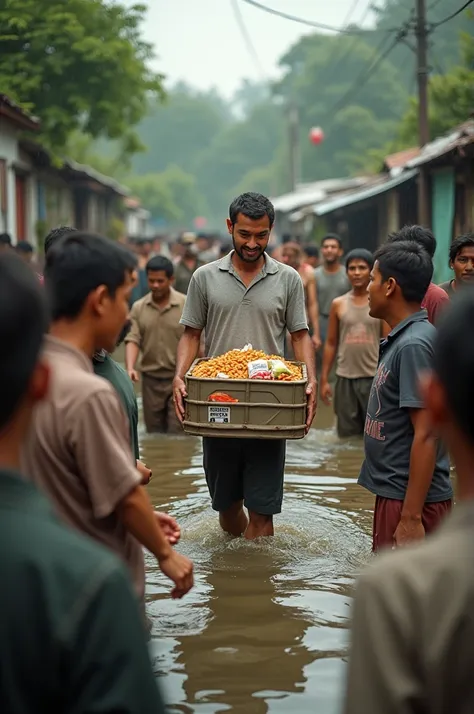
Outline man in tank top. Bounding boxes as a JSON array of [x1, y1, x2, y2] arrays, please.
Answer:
[[321, 249, 389, 437]]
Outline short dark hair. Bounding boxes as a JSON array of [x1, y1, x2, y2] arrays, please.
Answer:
[[229, 192, 275, 227], [449, 233, 474, 263], [0, 253, 48, 430], [15, 240, 33, 254], [45, 233, 137, 321], [345, 248, 374, 271], [321, 233, 343, 248], [0, 233, 12, 246], [304, 244, 319, 259], [434, 291, 474, 444], [388, 225, 436, 259], [374, 240, 433, 304], [146, 255, 174, 278], [44, 225, 78, 255]]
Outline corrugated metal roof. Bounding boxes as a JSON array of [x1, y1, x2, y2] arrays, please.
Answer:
[[406, 120, 474, 169], [271, 177, 371, 213], [313, 169, 418, 216], [64, 158, 130, 196], [384, 147, 419, 170]]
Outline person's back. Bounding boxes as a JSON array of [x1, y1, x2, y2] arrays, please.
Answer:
[[93, 349, 140, 461], [0, 473, 165, 714], [0, 251, 165, 714], [345, 291, 474, 714]]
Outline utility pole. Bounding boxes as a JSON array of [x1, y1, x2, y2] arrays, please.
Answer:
[[416, 0, 430, 225], [288, 101, 300, 194]]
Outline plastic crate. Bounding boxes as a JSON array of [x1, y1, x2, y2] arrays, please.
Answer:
[[183, 359, 308, 440]]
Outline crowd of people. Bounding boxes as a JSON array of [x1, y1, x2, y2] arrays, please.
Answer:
[[1, 190, 474, 712]]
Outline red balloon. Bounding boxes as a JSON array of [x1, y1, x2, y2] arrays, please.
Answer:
[[309, 127, 324, 145], [194, 216, 207, 229]]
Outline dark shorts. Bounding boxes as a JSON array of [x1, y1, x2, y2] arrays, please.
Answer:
[[202, 437, 286, 515], [334, 376, 373, 438], [373, 496, 452, 552]]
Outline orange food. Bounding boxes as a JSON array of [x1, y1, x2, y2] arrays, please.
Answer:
[[191, 349, 303, 381]]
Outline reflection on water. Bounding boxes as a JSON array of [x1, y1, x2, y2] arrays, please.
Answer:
[[140, 401, 374, 714]]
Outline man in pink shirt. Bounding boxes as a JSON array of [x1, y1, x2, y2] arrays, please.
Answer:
[[388, 225, 449, 325]]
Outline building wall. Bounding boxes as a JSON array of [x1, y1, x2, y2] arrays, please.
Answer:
[[0, 119, 39, 245], [0, 118, 19, 239]]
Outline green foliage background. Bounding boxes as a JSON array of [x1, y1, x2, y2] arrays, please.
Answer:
[[0, 0, 471, 230]]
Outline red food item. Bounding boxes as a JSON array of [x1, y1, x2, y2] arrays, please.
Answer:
[[250, 371, 273, 380], [208, 392, 239, 403]]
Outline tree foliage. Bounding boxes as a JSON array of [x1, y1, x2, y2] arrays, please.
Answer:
[[131, 83, 231, 175], [127, 166, 206, 227], [0, 0, 163, 150]]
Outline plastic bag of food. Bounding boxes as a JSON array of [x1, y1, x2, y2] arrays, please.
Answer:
[[248, 359, 273, 380], [269, 359, 292, 378]]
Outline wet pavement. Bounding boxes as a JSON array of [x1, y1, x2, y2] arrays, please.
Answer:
[[141, 402, 374, 714]]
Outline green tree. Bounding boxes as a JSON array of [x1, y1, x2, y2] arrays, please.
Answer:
[[0, 0, 163, 150], [131, 84, 231, 175], [126, 173, 182, 225], [274, 32, 407, 182], [126, 166, 207, 228], [192, 100, 285, 220]]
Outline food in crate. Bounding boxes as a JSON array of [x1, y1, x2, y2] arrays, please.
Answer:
[[191, 346, 303, 381]]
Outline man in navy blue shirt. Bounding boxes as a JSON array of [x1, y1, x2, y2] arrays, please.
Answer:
[[359, 238, 453, 551]]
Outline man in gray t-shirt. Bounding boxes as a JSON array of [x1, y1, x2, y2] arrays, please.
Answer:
[[173, 192, 317, 540], [314, 234, 350, 344], [359, 238, 452, 552]]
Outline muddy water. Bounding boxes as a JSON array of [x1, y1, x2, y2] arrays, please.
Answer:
[[139, 401, 375, 714]]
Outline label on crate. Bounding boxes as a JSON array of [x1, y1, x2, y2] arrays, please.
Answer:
[[208, 405, 231, 424]]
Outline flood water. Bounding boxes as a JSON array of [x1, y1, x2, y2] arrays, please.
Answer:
[[140, 401, 375, 714]]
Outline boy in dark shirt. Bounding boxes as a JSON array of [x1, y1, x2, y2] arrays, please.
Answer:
[[359, 239, 452, 551]]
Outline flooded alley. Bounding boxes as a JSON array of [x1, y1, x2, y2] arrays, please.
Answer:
[[142, 404, 374, 714]]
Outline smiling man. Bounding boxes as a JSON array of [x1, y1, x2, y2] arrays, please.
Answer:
[[173, 192, 317, 540], [359, 238, 452, 552]]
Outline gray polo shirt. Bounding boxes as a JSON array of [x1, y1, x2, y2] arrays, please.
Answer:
[[358, 311, 452, 503], [180, 251, 308, 357]]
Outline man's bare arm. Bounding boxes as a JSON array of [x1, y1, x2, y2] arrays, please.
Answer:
[[125, 342, 140, 382], [305, 270, 321, 348], [120, 486, 193, 598], [394, 408, 437, 546], [290, 329, 317, 431], [320, 300, 339, 404], [173, 326, 203, 421]]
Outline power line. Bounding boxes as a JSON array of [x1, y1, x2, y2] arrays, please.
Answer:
[[230, 0, 267, 81], [432, 0, 474, 27], [240, 0, 400, 35], [325, 30, 408, 119], [326, 1, 373, 78]]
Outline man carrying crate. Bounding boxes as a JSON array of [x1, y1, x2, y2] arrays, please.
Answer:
[[173, 192, 317, 540]]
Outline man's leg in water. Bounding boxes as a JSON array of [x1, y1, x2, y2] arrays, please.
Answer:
[[203, 437, 247, 535], [219, 501, 248, 536], [243, 439, 286, 540]]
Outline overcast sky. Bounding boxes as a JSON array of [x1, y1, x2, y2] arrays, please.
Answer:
[[126, 0, 374, 97]]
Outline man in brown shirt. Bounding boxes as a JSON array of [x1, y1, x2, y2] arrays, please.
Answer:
[[22, 233, 193, 605], [126, 255, 185, 433], [344, 291, 474, 714]]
